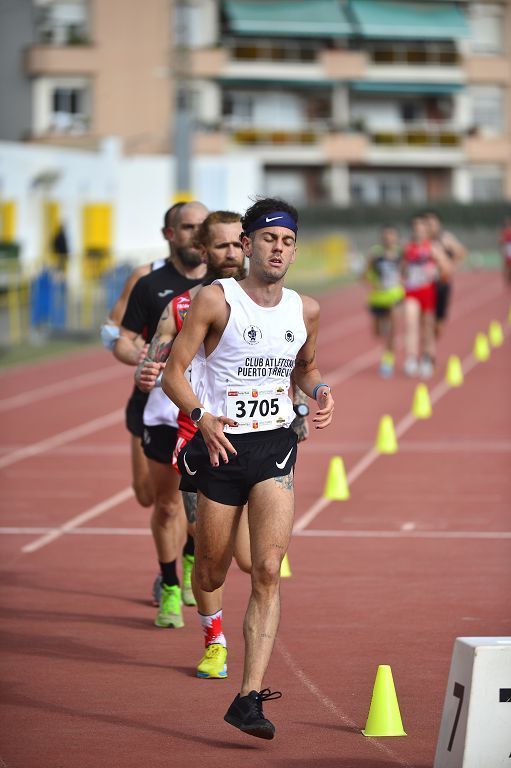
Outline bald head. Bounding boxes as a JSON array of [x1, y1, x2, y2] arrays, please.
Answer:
[[170, 201, 209, 268]]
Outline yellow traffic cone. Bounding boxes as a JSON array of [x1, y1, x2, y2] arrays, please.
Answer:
[[412, 383, 432, 419], [445, 355, 463, 387], [375, 415, 398, 454], [280, 553, 292, 578], [362, 665, 407, 737], [488, 320, 504, 348], [473, 332, 490, 361], [323, 456, 350, 500]]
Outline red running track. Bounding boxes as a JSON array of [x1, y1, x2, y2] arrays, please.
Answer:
[[0, 270, 510, 768]]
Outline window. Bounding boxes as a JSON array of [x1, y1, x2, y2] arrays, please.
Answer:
[[470, 85, 504, 136], [34, 1, 90, 46], [471, 166, 504, 201], [469, 3, 504, 55], [51, 83, 88, 132]]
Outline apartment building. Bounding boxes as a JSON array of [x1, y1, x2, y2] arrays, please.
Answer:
[[1, 0, 510, 206]]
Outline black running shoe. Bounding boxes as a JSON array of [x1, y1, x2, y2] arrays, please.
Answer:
[[224, 688, 282, 740]]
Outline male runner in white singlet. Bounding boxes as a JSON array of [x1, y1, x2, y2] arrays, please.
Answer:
[[163, 197, 334, 740]]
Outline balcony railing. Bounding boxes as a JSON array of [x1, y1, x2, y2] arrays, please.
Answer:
[[226, 39, 319, 63], [231, 128, 320, 145], [369, 124, 462, 147], [35, 20, 90, 46], [368, 44, 459, 66], [48, 113, 90, 135]]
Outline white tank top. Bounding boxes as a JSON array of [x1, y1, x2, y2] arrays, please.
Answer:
[[202, 278, 307, 433], [143, 253, 176, 427], [144, 386, 179, 428]]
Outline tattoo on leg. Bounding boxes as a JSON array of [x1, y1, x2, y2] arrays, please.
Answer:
[[272, 543, 285, 550], [274, 472, 293, 490], [182, 491, 197, 523], [260, 633, 273, 640]]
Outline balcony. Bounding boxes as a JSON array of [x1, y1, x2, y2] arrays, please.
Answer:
[[369, 123, 462, 148], [230, 127, 321, 146], [226, 38, 320, 63], [367, 43, 460, 67], [25, 45, 97, 75], [365, 122, 464, 167]]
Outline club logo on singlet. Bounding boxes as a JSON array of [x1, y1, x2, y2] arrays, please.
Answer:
[[243, 325, 262, 345], [285, 330, 294, 342]]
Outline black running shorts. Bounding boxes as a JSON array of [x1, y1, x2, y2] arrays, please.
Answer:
[[142, 424, 178, 464], [177, 427, 298, 506], [435, 281, 452, 321], [125, 387, 149, 438]]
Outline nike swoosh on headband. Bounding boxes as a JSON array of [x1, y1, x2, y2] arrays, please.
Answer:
[[266, 216, 284, 223], [275, 447, 294, 470], [183, 452, 197, 476]]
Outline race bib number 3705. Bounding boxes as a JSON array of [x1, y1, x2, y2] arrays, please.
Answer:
[[225, 384, 290, 432]]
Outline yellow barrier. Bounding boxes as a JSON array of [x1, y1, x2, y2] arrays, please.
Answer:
[[289, 234, 349, 289]]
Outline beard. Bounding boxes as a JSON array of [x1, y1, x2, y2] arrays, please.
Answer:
[[208, 263, 247, 281], [175, 245, 203, 268]]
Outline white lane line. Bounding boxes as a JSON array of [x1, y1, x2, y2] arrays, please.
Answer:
[[294, 336, 506, 533], [21, 486, 134, 553], [0, 365, 128, 412], [1, 526, 508, 540], [294, 529, 511, 539], [276, 638, 415, 768], [0, 409, 125, 469], [1, 527, 55, 534]]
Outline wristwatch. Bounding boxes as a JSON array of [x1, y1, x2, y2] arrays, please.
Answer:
[[190, 407, 206, 427], [293, 403, 309, 418]]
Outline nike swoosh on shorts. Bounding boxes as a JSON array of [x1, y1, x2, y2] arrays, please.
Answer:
[[266, 216, 283, 223], [183, 452, 197, 476], [275, 447, 294, 470]]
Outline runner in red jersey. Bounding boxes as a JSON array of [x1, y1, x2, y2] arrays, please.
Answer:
[[170, 290, 198, 470], [402, 215, 453, 378]]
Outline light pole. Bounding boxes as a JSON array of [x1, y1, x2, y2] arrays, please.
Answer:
[[172, 0, 193, 200]]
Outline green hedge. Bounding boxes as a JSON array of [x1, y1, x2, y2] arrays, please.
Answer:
[[299, 201, 511, 229]]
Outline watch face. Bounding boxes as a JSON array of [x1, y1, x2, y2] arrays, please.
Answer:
[[190, 407, 202, 423], [294, 403, 309, 417]]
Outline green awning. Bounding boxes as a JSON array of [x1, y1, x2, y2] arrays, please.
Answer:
[[350, 81, 463, 94], [223, 0, 352, 38], [219, 77, 333, 89], [349, 0, 470, 40]]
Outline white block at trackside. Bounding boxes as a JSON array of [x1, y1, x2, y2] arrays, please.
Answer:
[[434, 637, 511, 768]]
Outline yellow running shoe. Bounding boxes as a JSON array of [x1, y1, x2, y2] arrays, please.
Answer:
[[154, 584, 184, 628], [182, 554, 197, 607], [196, 643, 228, 679]]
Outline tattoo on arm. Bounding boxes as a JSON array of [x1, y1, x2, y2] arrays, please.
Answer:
[[295, 349, 316, 369], [293, 385, 308, 406], [150, 332, 173, 364]]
